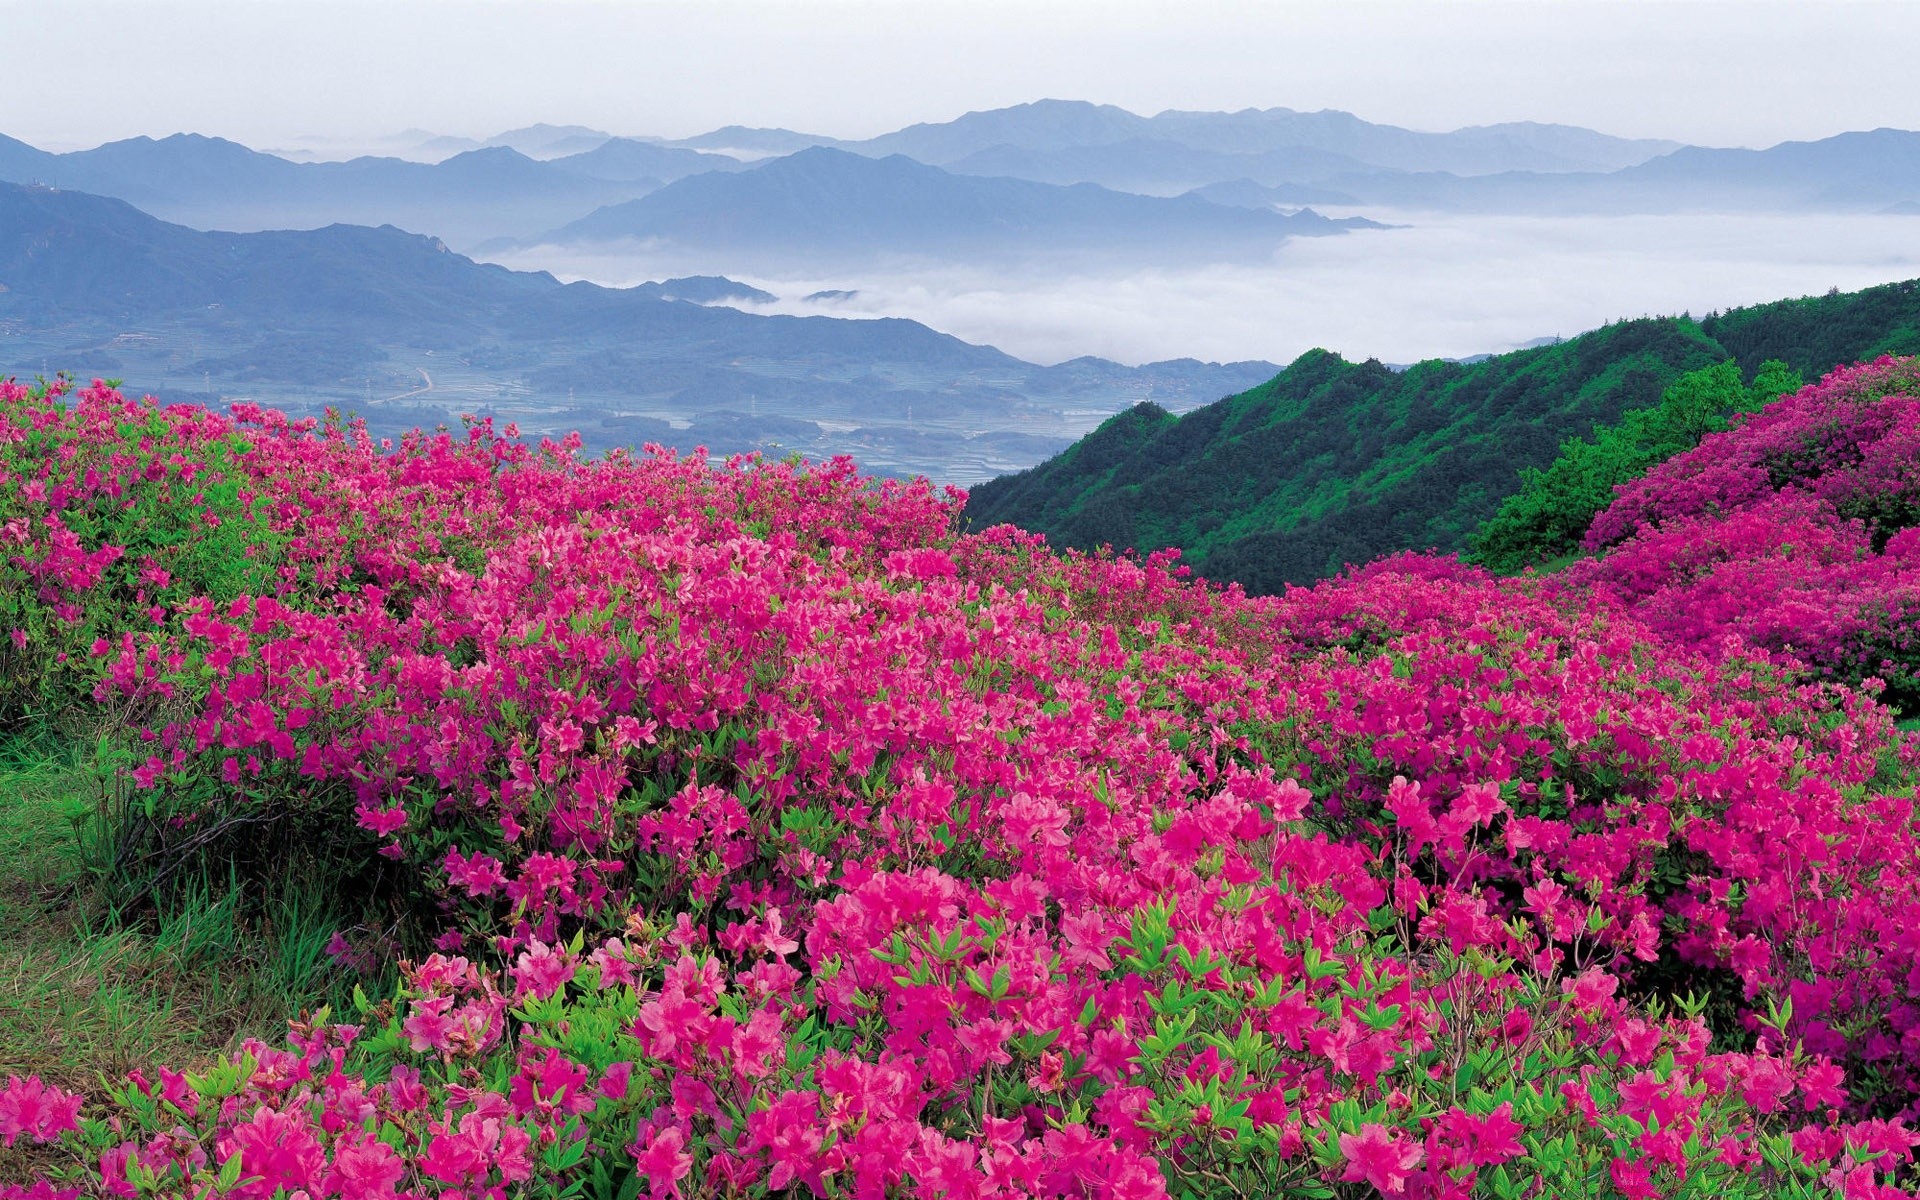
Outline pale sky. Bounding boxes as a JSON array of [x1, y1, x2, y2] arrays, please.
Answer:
[[2, 0, 1917, 152]]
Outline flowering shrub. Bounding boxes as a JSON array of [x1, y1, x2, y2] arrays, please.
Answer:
[[5, 376, 1920, 1196], [1471, 358, 1801, 573], [1573, 356, 1920, 709]]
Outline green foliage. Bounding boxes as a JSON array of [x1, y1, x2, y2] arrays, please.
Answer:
[[967, 275, 1920, 593], [0, 385, 287, 730], [1701, 278, 1920, 380], [1469, 359, 1802, 572], [970, 319, 1727, 590]]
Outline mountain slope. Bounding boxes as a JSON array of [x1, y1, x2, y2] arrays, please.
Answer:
[[843, 99, 1682, 176], [0, 182, 1275, 481], [965, 278, 1920, 590], [483, 124, 613, 158], [663, 126, 846, 156], [1325, 129, 1920, 214], [0, 133, 661, 248], [1613, 129, 1920, 208], [943, 138, 1372, 196], [539, 146, 1372, 266], [1141, 108, 1682, 174], [549, 137, 744, 184]]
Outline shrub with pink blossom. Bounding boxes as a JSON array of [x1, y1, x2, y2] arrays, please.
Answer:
[[4, 376, 1920, 1196], [1574, 356, 1920, 710]]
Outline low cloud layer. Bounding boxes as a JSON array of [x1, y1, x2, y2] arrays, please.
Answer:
[[493, 211, 1920, 368]]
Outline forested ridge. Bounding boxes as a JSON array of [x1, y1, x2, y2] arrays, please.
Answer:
[[965, 277, 1920, 589]]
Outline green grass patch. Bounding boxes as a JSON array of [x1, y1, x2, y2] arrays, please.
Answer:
[[0, 731, 359, 1100]]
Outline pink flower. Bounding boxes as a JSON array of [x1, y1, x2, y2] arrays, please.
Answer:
[[1339, 1123, 1423, 1195], [631, 1123, 695, 1198], [323, 1135, 405, 1200], [1451, 1102, 1524, 1166], [1450, 781, 1505, 827], [511, 940, 577, 1000], [353, 800, 407, 837], [1610, 1156, 1661, 1200], [217, 1107, 327, 1199], [0, 1076, 83, 1147], [0, 1185, 82, 1200]]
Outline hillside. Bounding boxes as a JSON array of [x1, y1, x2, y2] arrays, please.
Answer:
[[1565, 356, 1920, 711], [0, 181, 1277, 481], [965, 278, 1920, 590], [846, 98, 1680, 175], [0, 133, 661, 248], [1323, 128, 1920, 214], [537, 145, 1374, 267], [4, 375, 1920, 1193]]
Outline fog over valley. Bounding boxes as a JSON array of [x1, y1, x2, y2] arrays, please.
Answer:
[[491, 210, 1920, 368]]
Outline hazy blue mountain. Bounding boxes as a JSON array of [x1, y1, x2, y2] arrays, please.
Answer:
[[855, 100, 1149, 164], [409, 133, 486, 160], [550, 137, 745, 184], [663, 126, 846, 157], [1142, 109, 1682, 173], [1324, 128, 1920, 213], [943, 138, 1371, 195], [630, 276, 775, 305], [0, 182, 1274, 482], [1186, 178, 1363, 208], [840, 99, 1682, 177], [538, 146, 1377, 267], [0, 132, 64, 183], [1609, 128, 1920, 209], [0, 182, 550, 330], [0, 133, 656, 248], [484, 124, 614, 158]]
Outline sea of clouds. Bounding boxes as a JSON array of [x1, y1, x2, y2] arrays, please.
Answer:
[[491, 211, 1920, 368]]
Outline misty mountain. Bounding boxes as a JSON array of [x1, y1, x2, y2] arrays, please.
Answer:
[[661, 126, 847, 157], [537, 146, 1377, 267], [843, 99, 1683, 177], [1610, 128, 1920, 209], [1326, 128, 1920, 213], [0, 182, 1275, 482], [942, 138, 1373, 196], [1143, 109, 1683, 174], [407, 134, 486, 161], [630, 276, 776, 305], [549, 137, 746, 184], [484, 124, 614, 158], [1186, 178, 1363, 209], [854, 100, 1150, 164], [0, 133, 661, 248]]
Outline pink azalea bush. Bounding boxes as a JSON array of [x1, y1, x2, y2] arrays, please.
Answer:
[[4, 377, 1920, 1196], [1573, 356, 1920, 709]]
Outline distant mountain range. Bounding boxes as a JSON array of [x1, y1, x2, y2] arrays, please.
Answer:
[[0, 133, 658, 247], [844, 99, 1684, 178], [529, 146, 1383, 267], [6, 101, 1917, 489], [1316, 128, 1920, 214], [0, 181, 1276, 482], [4, 104, 1915, 275]]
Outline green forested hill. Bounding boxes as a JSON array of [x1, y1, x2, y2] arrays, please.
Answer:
[[965, 278, 1920, 591]]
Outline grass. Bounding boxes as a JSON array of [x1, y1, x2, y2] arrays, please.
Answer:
[[0, 729, 360, 1176]]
